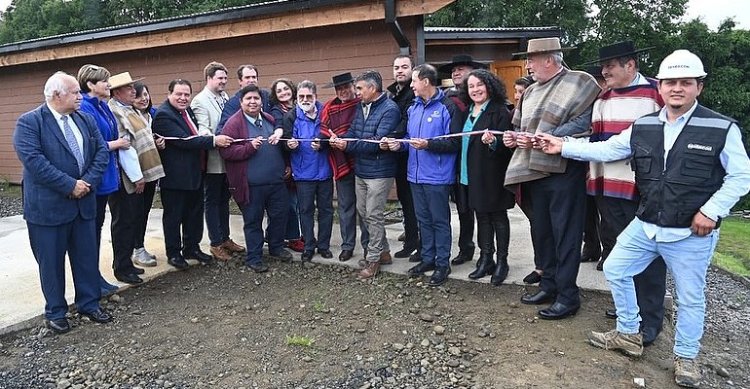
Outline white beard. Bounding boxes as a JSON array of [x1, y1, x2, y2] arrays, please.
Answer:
[[298, 101, 314, 113]]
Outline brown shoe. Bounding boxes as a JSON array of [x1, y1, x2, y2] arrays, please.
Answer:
[[379, 251, 392, 265], [674, 356, 701, 388], [358, 261, 380, 279], [587, 329, 643, 357], [221, 239, 246, 253], [210, 245, 233, 261]]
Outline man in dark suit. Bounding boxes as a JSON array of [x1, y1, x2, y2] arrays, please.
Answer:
[[152, 79, 233, 269], [13, 71, 113, 334]]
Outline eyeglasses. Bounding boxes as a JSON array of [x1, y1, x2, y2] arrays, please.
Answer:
[[298, 94, 315, 100]]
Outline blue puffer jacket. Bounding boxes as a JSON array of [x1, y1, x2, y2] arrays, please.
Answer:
[[284, 102, 332, 181], [80, 94, 120, 195], [405, 89, 461, 185], [344, 93, 401, 179]]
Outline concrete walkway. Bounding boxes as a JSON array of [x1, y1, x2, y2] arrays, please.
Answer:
[[0, 206, 609, 335]]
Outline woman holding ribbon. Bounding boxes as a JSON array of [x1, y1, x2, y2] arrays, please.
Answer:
[[459, 69, 515, 285]]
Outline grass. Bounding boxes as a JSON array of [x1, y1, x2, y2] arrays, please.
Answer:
[[312, 300, 327, 313], [285, 335, 314, 347], [713, 216, 750, 276]]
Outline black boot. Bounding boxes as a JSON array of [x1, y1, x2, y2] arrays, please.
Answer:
[[468, 253, 495, 280], [491, 255, 509, 286]]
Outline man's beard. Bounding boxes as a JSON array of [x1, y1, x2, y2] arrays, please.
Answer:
[[298, 101, 314, 112]]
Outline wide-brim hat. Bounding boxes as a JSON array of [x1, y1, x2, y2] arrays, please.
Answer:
[[438, 54, 487, 73], [583, 40, 654, 65], [512, 37, 576, 57], [109, 72, 144, 90], [323, 72, 355, 88], [583, 65, 603, 78]]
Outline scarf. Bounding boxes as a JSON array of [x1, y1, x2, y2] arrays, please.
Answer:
[[505, 69, 600, 186], [320, 97, 361, 180]]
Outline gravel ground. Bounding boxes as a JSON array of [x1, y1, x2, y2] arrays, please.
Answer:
[[0, 194, 22, 218], [0, 196, 748, 388]]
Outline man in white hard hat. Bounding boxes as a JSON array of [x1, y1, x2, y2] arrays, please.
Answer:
[[537, 49, 750, 388]]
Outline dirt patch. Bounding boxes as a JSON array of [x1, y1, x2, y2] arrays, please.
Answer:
[[0, 258, 747, 388]]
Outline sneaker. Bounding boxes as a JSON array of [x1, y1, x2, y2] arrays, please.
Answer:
[[134, 247, 156, 260], [587, 329, 643, 357], [132, 248, 157, 267], [270, 248, 293, 262], [210, 245, 233, 261], [674, 356, 701, 388], [221, 239, 246, 253]]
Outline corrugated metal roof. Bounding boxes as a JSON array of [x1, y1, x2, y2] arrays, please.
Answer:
[[424, 26, 561, 40], [0, 0, 361, 54]]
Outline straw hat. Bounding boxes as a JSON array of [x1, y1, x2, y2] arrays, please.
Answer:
[[512, 37, 575, 57], [109, 72, 144, 89]]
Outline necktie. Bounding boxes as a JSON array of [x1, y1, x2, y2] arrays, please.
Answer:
[[255, 118, 262, 128], [181, 110, 198, 135], [61, 115, 84, 174], [216, 95, 226, 111]]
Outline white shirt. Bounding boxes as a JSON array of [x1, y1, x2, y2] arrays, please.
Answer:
[[47, 104, 83, 153]]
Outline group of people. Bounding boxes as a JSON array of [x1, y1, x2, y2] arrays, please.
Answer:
[[13, 35, 750, 389]]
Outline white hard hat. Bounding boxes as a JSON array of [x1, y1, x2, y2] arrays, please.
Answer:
[[656, 49, 707, 79]]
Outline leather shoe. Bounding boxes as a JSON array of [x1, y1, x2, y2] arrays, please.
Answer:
[[407, 262, 436, 278], [523, 270, 542, 284], [301, 251, 314, 262], [168, 256, 189, 270], [450, 251, 474, 265], [538, 302, 580, 320], [379, 251, 392, 265], [605, 308, 617, 319], [185, 250, 214, 264], [428, 266, 451, 287], [521, 290, 556, 305], [131, 267, 145, 275], [270, 248, 293, 262], [394, 245, 417, 258], [246, 262, 269, 273], [339, 250, 353, 262], [317, 248, 333, 259], [46, 318, 70, 334], [408, 251, 421, 263], [114, 272, 143, 284], [80, 308, 113, 324]]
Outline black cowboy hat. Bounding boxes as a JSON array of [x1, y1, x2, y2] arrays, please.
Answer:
[[438, 54, 487, 74], [583, 41, 654, 65], [323, 72, 355, 88], [583, 65, 603, 79]]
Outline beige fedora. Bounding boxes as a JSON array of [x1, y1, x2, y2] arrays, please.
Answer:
[[512, 37, 576, 57], [109, 72, 144, 89]]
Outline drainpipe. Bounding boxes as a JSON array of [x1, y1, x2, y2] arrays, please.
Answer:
[[385, 0, 411, 55]]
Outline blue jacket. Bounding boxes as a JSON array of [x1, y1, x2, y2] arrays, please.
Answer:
[[80, 95, 119, 195], [344, 93, 400, 179], [283, 102, 332, 181], [13, 104, 109, 226], [404, 89, 462, 185], [217, 88, 271, 133]]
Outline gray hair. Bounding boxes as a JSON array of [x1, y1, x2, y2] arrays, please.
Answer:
[[297, 80, 317, 95], [355, 70, 383, 92], [550, 52, 564, 66], [44, 71, 73, 101]]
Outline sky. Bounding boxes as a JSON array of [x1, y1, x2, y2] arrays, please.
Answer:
[[0, 0, 747, 30]]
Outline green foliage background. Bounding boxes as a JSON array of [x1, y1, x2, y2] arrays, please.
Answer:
[[0, 0, 748, 208]]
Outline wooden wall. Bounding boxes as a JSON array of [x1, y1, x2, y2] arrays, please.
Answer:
[[0, 18, 418, 183]]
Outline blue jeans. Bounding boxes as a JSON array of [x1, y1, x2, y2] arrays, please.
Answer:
[[204, 173, 231, 247], [604, 218, 718, 359], [297, 179, 334, 251], [411, 183, 452, 268], [240, 183, 289, 266]]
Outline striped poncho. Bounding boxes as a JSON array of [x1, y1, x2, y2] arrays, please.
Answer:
[[587, 75, 663, 200]]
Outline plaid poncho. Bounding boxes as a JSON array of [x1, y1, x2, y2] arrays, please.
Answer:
[[505, 68, 600, 186]]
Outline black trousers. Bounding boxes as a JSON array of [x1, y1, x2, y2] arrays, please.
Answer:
[[453, 183, 476, 254], [475, 210, 510, 259], [161, 185, 205, 259], [395, 154, 419, 248], [597, 196, 666, 339], [133, 181, 156, 249], [518, 183, 541, 270], [108, 187, 141, 275], [527, 162, 587, 306], [582, 195, 602, 257]]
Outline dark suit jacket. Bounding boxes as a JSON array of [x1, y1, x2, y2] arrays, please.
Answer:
[[152, 100, 216, 191], [463, 100, 515, 212], [13, 104, 108, 226]]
